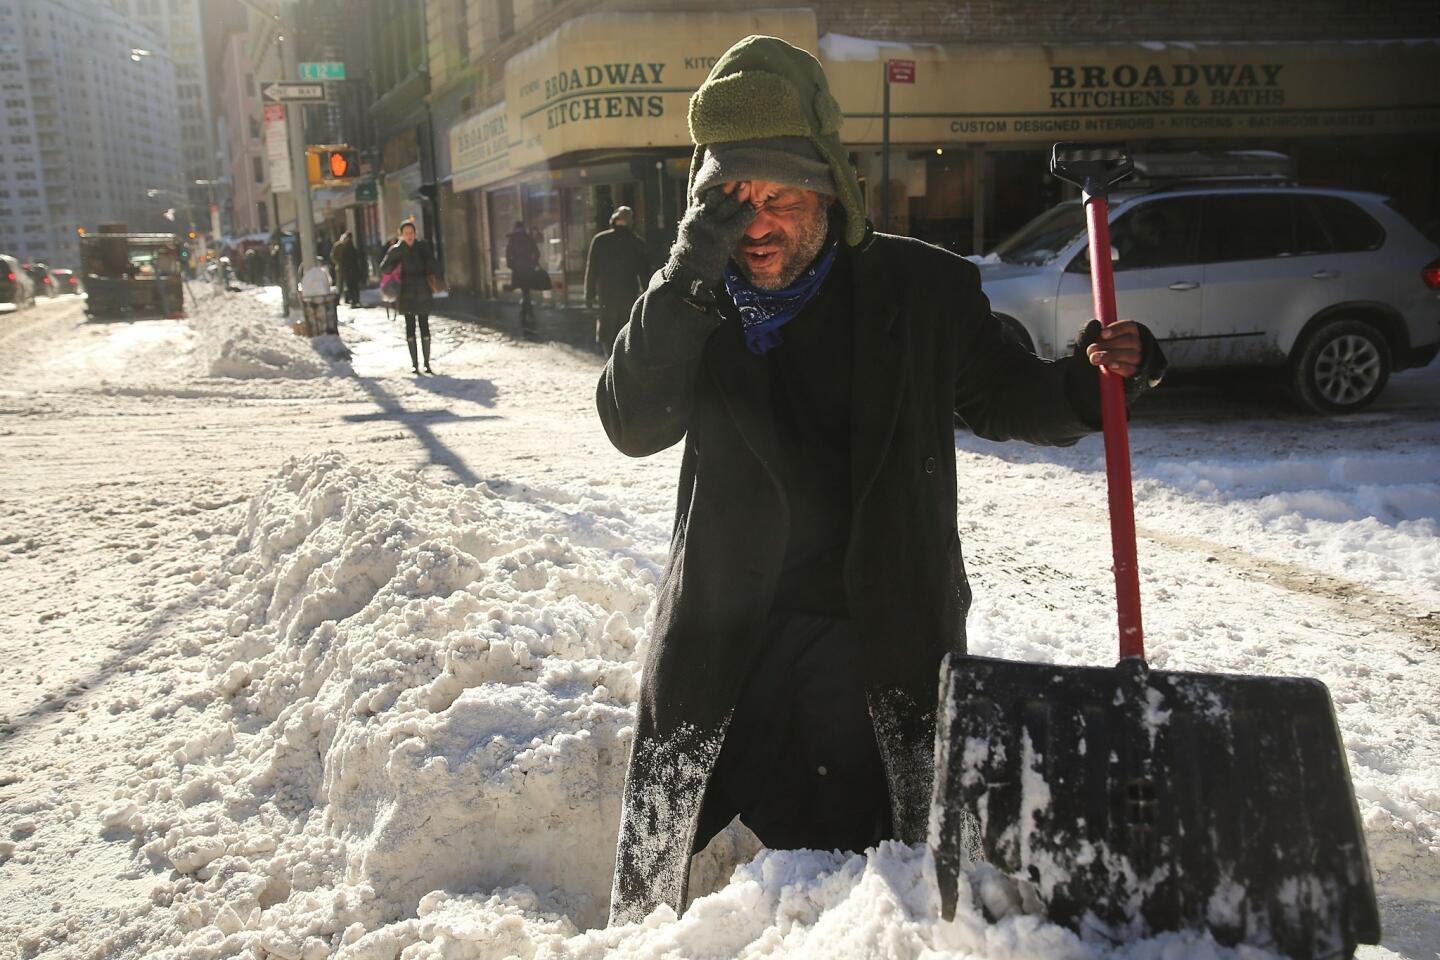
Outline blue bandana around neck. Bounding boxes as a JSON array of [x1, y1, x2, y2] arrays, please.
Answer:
[[723, 240, 840, 355]]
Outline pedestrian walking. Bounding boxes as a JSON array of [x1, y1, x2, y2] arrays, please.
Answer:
[[505, 221, 544, 337], [330, 231, 364, 307], [243, 247, 260, 285], [596, 35, 1167, 926], [584, 205, 650, 357], [379, 221, 440, 375]]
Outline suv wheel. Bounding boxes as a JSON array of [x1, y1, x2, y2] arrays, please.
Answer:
[[1290, 318, 1391, 414]]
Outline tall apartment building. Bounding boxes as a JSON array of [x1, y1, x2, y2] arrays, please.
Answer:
[[218, 30, 268, 236], [109, 0, 214, 226], [0, 0, 183, 267]]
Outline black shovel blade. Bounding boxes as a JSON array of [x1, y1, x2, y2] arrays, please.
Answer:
[[930, 652, 1380, 959]]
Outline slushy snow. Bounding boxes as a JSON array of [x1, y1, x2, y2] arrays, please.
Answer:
[[0, 287, 1436, 959]]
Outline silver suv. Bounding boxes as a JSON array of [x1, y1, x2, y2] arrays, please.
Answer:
[[976, 183, 1440, 413]]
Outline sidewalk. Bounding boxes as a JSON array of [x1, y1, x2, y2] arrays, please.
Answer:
[[358, 287, 602, 355]]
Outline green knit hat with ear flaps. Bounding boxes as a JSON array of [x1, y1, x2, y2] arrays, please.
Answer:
[[687, 35, 866, 247]]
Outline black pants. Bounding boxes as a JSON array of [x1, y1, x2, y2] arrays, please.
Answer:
[[404, 314, 431, 369], [596, 300, 629, 357], [693, 614, 892, 855]]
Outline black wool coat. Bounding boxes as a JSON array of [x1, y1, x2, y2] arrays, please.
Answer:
[[596, 229, 1103, 926], [584, 225, 650, 308], [379, 238, 436, 314]]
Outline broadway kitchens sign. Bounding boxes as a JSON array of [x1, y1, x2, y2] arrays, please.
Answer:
[[831, 40, 1440, 144]]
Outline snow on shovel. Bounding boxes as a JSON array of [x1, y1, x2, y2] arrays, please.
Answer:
[[928, 142, 1380, 960]]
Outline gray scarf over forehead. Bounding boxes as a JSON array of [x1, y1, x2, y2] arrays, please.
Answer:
[[690, 136, 837, 202]]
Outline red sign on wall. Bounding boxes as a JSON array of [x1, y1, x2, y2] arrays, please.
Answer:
[[887, 59, 916, 84]]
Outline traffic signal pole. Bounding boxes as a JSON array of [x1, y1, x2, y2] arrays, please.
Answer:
[[278, 5, 316, 268]]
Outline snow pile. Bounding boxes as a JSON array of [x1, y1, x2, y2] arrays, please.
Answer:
[[110, 452, 666, 956], [196, 293, 343, 380], [94, 450, 1435, 960]]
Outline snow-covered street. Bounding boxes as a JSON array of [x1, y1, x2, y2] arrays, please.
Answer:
[[1, 288, 1436, 959]]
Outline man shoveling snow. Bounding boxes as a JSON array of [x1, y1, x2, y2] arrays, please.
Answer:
[[595, 35, 1165, 925]]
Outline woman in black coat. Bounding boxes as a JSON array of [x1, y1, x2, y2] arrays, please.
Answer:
[[380, 221, 439, 374]]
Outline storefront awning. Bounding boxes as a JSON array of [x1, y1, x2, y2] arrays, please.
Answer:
[[822, 36, 1440, 145], [444, 12, 1440, 195]]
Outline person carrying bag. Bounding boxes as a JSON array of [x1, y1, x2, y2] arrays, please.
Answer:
[[378, 221, 440, 374]]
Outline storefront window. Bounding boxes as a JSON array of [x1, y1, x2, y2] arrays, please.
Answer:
[[560, 181, 644, 304], [523, 178, 563, 296], [908, 151, 975, 254], [561, 185, 596, 304], [486, 186, 520, 286]]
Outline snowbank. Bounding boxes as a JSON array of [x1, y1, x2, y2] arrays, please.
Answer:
[[97, 450, 1437, 960], [111, 452, 664, 956], [196, 293, 345, 380]]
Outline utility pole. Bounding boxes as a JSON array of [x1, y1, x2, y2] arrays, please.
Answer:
[[277, 5, 316, 265], [881, 59, 890, 233]]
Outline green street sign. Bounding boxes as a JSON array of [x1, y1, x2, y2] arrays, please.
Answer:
[[299, 62, 345, 81], [354, 180, 377, 203]]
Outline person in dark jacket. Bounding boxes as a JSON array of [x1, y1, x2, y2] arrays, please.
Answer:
[[596, 35, 1166, 927], [584, 206, 650, 357], [379, 221, 439, 374], [330, 230, 364, 307], [505, 221, 544, 334]]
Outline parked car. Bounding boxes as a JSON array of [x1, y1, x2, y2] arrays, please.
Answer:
[[976, 182, 1440, 413], [23, 261, 59, 298], [1, 253, 36, 310], [50, 268, 83, 296]]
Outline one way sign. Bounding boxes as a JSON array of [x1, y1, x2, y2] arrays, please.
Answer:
[[262, 82, 326, 103]]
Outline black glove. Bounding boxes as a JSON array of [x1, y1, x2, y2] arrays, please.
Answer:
[[1075, 318, 1168, 396], [1064, 320, 1166, 425], [665, 186, 757, 287]]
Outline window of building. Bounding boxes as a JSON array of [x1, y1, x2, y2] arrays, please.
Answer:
[[498, 0, 514, 40], [456, 1, 469, 65], [252, 155, 264, 184], [249, 116, 261, 140]]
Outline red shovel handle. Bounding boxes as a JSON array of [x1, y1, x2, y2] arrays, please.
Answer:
[[1049, 142, 1144, 662], [1082, 197, 1145, 660]]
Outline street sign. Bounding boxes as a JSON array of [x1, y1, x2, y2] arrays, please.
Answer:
[[299, 62, 345, 81], [264, 103, 292, 193], [887, 59, 916, 84], [262, 82, 326, 103]]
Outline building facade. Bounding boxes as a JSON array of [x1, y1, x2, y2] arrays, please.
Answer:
[[218, 30, 268, 237], [0, 0, 183, 267], [420, 0, 1440, 306], [109, 0, 216, 231]]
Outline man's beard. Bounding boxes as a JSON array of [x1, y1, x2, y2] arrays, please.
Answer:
[[734, 207, 830, 290]]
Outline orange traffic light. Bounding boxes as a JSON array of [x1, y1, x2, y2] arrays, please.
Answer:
[[307, 145, 360, 184], [187, 230, 197, 240]]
